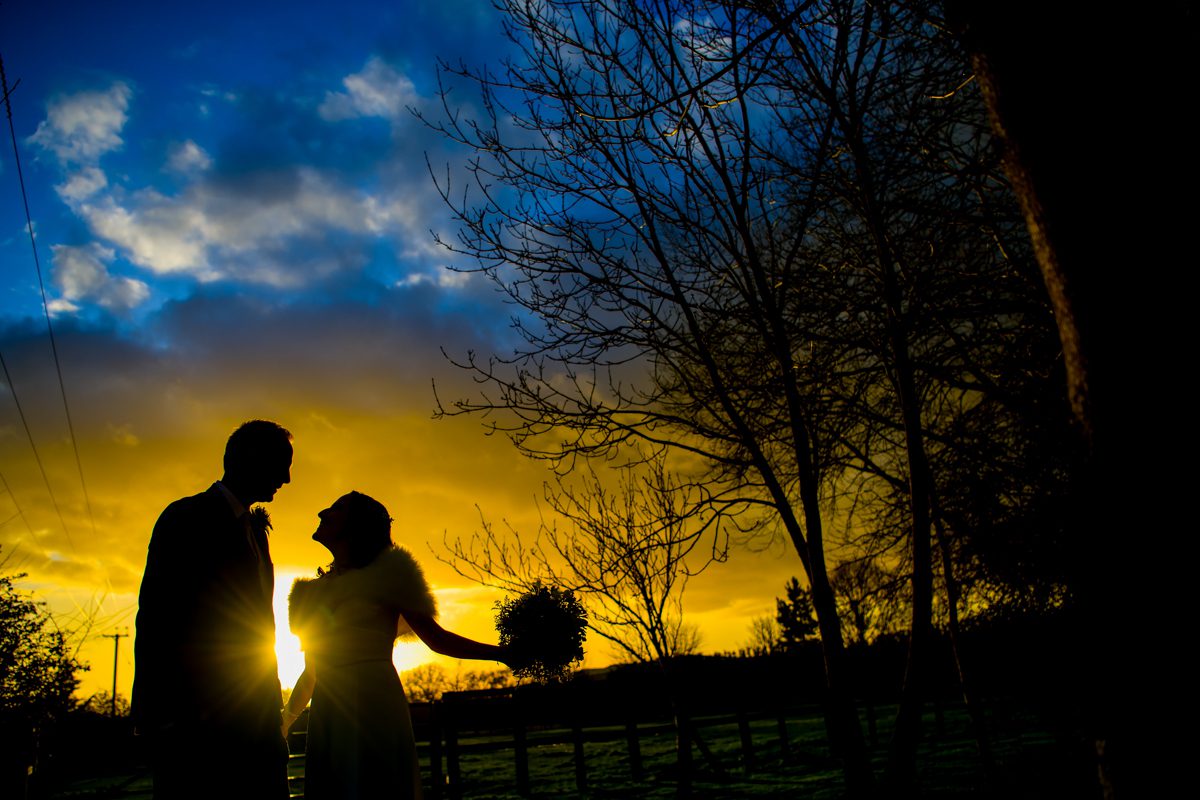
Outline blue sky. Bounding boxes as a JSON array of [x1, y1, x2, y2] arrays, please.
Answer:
[[2, 0, 510, 325], [0, 0, 802, 699]]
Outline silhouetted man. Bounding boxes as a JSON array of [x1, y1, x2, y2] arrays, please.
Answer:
[[133, 420, 293, 799]]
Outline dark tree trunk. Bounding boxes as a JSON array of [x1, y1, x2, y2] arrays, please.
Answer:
[[808, 547, 876, 798], [947, 3, 1195, 796], [933, 513, 994, 779], [841, 124, 936, 794]]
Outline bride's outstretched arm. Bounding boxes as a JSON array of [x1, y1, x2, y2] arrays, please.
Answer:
[[405, 612, 510, 665], [282, 663, 315, 738]]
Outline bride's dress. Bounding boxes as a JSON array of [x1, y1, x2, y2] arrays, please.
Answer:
[[289, 546, 438, 800]]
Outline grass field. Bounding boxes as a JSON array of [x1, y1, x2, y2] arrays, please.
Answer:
[[43, 698, 1097, 799], [420, 706, 1094, 799]]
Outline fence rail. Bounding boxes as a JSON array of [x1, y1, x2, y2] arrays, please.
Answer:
[[285, 691, 843, 799]]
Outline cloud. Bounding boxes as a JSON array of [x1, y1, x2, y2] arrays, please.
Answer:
[[75, 159, 462, 287], [78, 168, 388, 284], [0, 275, 524, 596], [49, 243, 150, 313], [107, 423, 140, 447], [319, 57, 417, 122], [28, 83, 132, 167], [79, 193, 210, 277], [27, 69, 473, 305], [196, 86, 237, 118], [166, 140, 213, 174], [30, 84, 128, 210], [55, 166, 108, 203]]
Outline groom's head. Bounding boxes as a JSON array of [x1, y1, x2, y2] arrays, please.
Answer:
[[223, 420, 293, 504]]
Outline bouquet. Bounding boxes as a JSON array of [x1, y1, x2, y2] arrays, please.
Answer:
[[495, 582, 587, 683]]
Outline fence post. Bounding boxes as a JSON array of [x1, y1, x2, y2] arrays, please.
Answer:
[[572, 719, 588, 793], [866, 701, 878, 748], [676, 709, 692, 796], [428, 703, 444, 800], [625, 717, 644, 782], [736, 707, 754, 776], [776, 709, 790, 760], [513, 719, 530, 797], [444, 708, 461, 800]]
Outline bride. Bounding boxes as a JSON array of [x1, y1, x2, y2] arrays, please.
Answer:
[[283, 491, 510, 799]]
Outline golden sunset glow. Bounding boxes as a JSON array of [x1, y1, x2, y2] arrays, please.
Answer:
[[272, 573, 464, 689], [3, 407, 800, 704], [273, 572, 308, 689], [0, 4, 1130, 797], [0, 0, 810, 707]]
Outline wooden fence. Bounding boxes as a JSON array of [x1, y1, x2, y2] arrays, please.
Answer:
[[285, 688, 843, 799]]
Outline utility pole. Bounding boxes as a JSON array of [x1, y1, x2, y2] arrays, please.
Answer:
[[102, 629, 129, 717]]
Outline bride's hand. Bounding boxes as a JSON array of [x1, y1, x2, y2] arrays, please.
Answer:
[[501, 644, 531, 672]]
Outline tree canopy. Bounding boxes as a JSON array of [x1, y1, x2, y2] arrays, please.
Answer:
[[428, 0, 1069, 792], [0, 570, 83, 726], [0, 560, 86, 796]]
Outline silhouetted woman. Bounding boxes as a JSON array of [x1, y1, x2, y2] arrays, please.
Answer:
[[284, 491, 508, 799]]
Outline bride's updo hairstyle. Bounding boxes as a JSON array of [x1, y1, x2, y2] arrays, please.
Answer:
[[340, 491, 394, 569]]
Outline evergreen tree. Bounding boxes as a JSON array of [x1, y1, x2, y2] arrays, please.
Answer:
[[775, 577, 818, 651]]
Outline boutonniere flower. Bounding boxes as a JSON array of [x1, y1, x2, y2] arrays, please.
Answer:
[[249, 507, 272, 537]]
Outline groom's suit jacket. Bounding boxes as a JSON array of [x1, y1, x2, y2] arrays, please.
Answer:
[[132, 484, 282, 749]]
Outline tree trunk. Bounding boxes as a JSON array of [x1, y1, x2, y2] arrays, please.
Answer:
[[844, 136, 936, 796], [877, 274, 935, 795], [947, 3, 1194, 796], [810, 578, 873, 796], [669, 252, 875, 796], [802, 492, 877, 799], [933, 513, 994, 779]]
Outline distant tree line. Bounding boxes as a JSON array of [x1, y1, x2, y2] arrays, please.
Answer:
[[0, 552, 86, 797], [400, 663, 515, 704]]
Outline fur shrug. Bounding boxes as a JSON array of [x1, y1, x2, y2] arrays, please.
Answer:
[[288, 545, 437, 640]]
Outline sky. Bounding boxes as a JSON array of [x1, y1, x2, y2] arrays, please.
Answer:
[[0, 0, 805, 702]]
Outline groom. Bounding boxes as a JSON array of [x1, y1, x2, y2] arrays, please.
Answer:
[[132, 420, 293, 800]]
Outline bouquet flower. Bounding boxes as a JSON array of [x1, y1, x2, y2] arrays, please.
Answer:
[[495, 582, 587, 683]]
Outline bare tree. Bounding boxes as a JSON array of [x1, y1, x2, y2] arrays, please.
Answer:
[[426, 2, 877, 788], [443, 457, 723, 789], [744, 615, 782, 657], [442, 457, 723, 666], [831, 559, 901, 647], [748, 1, 1065, 785], [427, 0, 1056, 791]]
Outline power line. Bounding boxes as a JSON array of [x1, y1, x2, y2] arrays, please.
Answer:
[[0, 350, 74, 547], [0, 52, 97, 544], [0, 469, 35, 536]]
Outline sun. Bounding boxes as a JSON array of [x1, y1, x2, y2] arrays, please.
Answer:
[[273, 571, 309, 689], [272, 570, 432, 690]]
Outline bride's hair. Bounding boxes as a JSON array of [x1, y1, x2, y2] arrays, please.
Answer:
[[337, 491, 394, 569]]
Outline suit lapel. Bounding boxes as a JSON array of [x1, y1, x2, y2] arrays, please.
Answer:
[[208, 486, 273, 604]]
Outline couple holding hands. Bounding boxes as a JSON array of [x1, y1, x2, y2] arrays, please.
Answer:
[[132, 420, 511, 799]]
